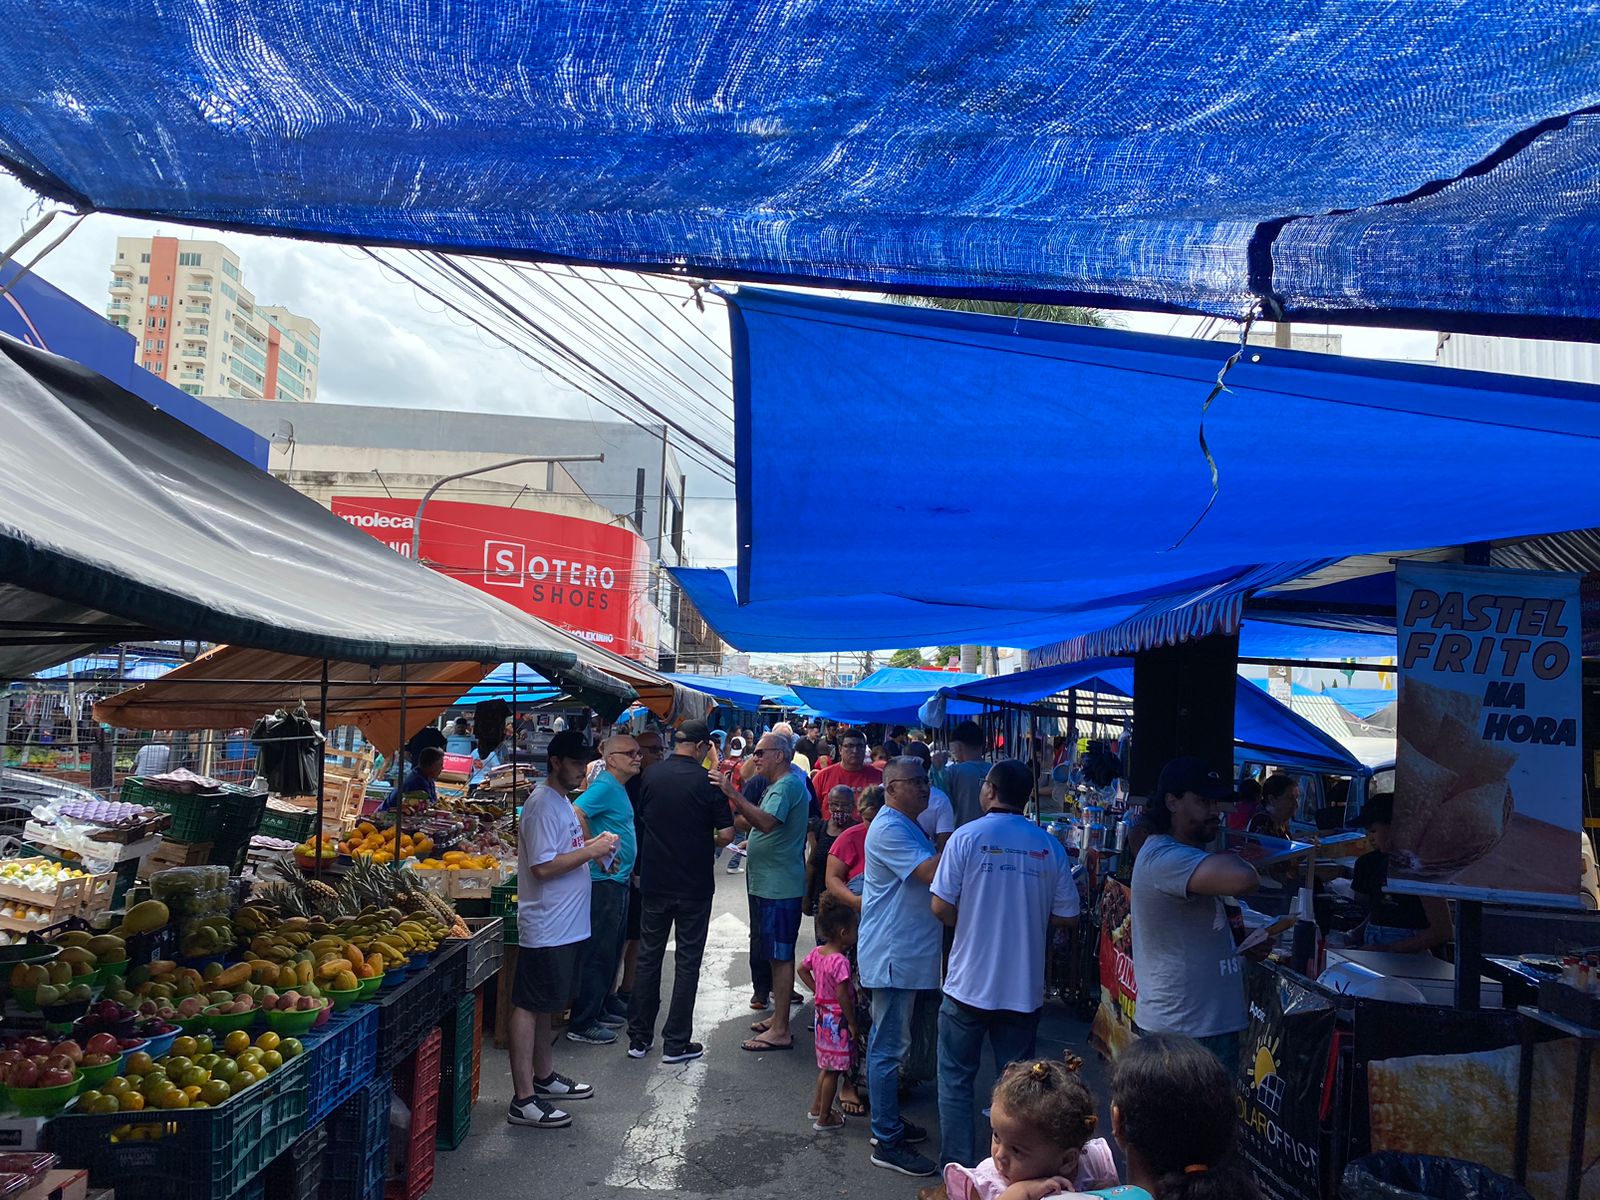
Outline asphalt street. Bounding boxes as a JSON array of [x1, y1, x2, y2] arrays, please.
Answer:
[[433, 866, 1110, 1200]]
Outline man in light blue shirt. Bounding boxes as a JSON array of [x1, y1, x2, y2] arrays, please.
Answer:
[[565, 733, 641, 1046], [859, 757, 942, 1178]]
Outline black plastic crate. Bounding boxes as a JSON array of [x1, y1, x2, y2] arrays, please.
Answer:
[[431, 939, 466, 1022], [49, 1049, 310, 1200], [321, 1074, 390, 1200], [372, 968, 435, 1075], [265, 1120, 327, 1200], [456, 917, 503, 991]]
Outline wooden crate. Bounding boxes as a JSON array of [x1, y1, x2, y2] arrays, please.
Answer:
[[0, 858, 89, 913], [142, 839, 213, 874], [76, 870, 119, 917]]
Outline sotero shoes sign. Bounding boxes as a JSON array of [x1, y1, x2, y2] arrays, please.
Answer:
[[332, 495, 657, 664]]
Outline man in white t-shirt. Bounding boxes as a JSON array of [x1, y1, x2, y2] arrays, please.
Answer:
[[509, 730, 618, 1131], [930, 758, 1079, 1170], [1130, 756, 1261, 1078]]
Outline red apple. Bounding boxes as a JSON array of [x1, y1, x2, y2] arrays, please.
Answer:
[[52, 1041, 83, 1065], [43, 1054, 77, 1074], [85, 1033, 122, 1057], [79, 1053, 114, 1067], [36, 1068, 74, 1088], [0, 1050, 23, 1067], [17, 1037, 51, 1059], [10, 1061, 41, 1088]]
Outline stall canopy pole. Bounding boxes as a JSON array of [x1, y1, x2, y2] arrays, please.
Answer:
[[395, 665, 408, 870], [1454, 900, 1484, 1010], [313, 658, 329, 880]]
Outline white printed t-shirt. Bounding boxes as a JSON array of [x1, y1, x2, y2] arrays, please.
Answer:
[[933, 810, 1078, 1013], [517, 783, 591, 949]]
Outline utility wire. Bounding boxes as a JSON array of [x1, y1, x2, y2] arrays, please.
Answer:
[[365, 249, 734, 483]]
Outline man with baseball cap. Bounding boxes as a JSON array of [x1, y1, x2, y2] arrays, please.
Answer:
[[1129, 756, 1260, 1075], [627, 719, 735, 1063], [509, 730, 617, 1130]]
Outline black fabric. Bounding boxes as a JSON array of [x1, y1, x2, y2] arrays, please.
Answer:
[[474, 699, 509, 755], [513, 940, 584, 1014], [405, 725, 446, 758], [1351, 850, 1429, 931], [634, 755, 733, 902], [251, 708, 321, 796], [628, 896, 713, 1055]]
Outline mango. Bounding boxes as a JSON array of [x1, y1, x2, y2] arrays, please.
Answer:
[[123, 900, 170, 935]]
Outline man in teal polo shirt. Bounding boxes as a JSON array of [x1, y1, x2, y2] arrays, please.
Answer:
[[720, 730, 809, 1052], [565, 732, 640, 1045]]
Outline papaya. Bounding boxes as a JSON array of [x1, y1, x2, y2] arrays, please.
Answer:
[[251, 961, 280, 984], [123, 899, 170, 935], [333, 969, 360, 992], [214, 962, 252, 989], [55, 931, 93, 949], [366, 952, 384, 975], [86, 934, 127, 959], [342, 945, 364, 969], [296, 960, 313, 986]]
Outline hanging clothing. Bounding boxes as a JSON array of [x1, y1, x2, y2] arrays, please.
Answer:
[[252, 708, 323, 796]]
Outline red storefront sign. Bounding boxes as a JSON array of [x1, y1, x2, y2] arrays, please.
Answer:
[[331, 495, 656, 664]]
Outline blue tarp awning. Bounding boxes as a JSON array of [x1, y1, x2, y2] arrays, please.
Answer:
[[664, 672, 801, 708], [7, 2, 1600, 335], [453, 663, 564, 707], [855, 667, 987, 690], [791, 685, 956, 727], [678, 288, 1600, 654], [917, 660, 1363, 775]]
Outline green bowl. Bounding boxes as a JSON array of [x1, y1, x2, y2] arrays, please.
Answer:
[[76, 1059, 119, 1092], [11, 1076, 81, 1115], [357, 976, 382, 999], [265, 1006, 323, 1036], [98, 959, 129, 980], [325, 986, 363, 1013], [204, 1006, 258, 1034]]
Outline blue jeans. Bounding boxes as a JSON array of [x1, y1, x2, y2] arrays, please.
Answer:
[[936, 996, 1041, 1168], [867, 987, 918, 1145]]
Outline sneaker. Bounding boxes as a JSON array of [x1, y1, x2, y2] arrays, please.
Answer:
[[661, 1042, 704, 1064], [534, 1071, 593, 1100], [596, 1013, 627, 1029], [627, 1040, 652, 1059], [603, 993, 631, 1019], [565, 1024, 617, 1045], [507, 1096, 572, 1129], [870, 1140, 938, 1177], [725, 860, 744, 873], [870, 1120, 929, 1147]]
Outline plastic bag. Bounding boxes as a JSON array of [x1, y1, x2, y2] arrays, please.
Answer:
[[1341, 1153, 1535, 1200]]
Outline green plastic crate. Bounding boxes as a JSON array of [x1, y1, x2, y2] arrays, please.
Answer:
[[259, 807, 315, 842], [489, 883, 517, 945], [123, 778, 224, 844]]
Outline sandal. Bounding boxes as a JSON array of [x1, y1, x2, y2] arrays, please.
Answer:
[[812, 1114, 845, 1132], [839, 1095, 869, 1117], [750, 1019, 772, 1033], [740, 1036, 794, 1052]]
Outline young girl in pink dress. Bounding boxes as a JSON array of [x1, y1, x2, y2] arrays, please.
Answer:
[[797, 894, 859, 1132], [944, 1053, 1120, 1200]]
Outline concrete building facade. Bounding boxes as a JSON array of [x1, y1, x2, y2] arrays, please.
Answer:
[[200, 397, 711, 668], [107, 236, 321, 401]]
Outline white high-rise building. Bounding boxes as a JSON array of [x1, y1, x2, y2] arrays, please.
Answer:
[[106, 236, 320, 401]]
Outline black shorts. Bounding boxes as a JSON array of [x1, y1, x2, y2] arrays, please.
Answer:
[[626, 877, 642, 941], [513, 940, 585, 1014]]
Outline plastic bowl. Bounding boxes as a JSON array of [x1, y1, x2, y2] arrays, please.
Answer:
[[10, 1076, 81, 1116], [381, 968, 408, 989], [139, 1029, 177, 1059], [177, 1013, 210, 1035], [97, 960, 129, 981], [0, 944, 59, 968], [324, 986, 363, 1013], [40, 999, 90, 1026], [405, 951, 432, 973], [76, 1059, 119, 1092], [357, 975, 382, 999], [204, 1006, 258, 1034], [265, 1005, 324, 1036]]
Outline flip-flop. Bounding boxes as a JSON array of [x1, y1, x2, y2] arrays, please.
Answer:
[[750, 1019, 772, 1033], [740, 1037, 794, 1052], [812, 1116, 845, 1132], [839, 1097, 869, 1116]]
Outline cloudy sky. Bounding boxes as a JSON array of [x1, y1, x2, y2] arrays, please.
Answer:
[[0, 171, 1437, 591]]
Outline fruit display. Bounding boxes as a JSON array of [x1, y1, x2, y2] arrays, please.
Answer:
[[411, 851, 501, 871], [81, 1029, 305, 1128], [11, 952, 100, 1008], [0, 860, 90, 892], [338, 823, 433, 864], [293, 836, 340, 868], [0, 904, 54, 927]]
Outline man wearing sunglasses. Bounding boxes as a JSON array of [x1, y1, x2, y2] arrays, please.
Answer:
[[564, 733, 642, 1046]]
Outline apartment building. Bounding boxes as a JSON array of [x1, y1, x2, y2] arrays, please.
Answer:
[[106, 236, 321, 401]]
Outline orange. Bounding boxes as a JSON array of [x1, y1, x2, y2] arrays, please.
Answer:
[[118, 1091, 145, 1111], [254, 1031, 280, 1052], [223, 1030, 251, 1056]]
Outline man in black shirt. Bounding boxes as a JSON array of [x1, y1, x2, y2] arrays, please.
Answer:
[[613, 727, 664, 1020], [626, 720, 734, 1063], [1350, 793, 1451, 955]]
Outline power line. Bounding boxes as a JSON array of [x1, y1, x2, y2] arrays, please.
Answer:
[[424, 253, 737, 477], [365, 249, 735, 484]]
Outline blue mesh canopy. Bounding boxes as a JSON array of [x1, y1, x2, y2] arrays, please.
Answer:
[[677, 288, 1600, 653], [4, 1, 1600, 331]]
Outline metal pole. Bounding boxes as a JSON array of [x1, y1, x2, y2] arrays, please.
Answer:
[[409, 454, 605, 562], [314, 659, 329, 880], [395, 665, 408, 870]]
